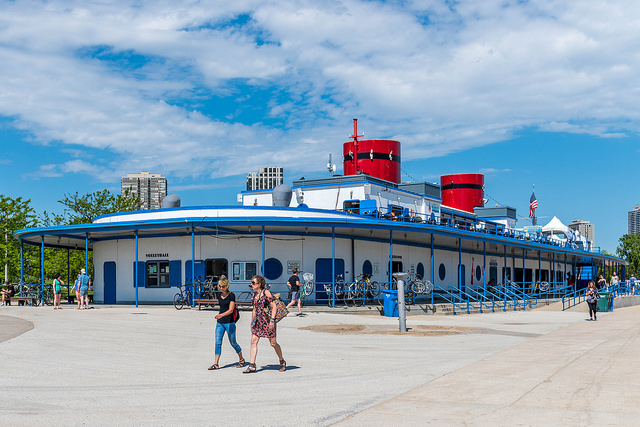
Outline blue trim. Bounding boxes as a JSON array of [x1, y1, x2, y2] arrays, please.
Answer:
[[13, 207, 626, 265]]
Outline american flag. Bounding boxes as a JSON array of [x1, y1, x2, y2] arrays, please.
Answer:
[[529, 192, 538, 218]]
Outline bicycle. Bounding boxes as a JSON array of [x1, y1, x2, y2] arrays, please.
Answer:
[[405, 272, 433, 295], [301, 272, 314, 297], [359, 274, 381, 299], [173, 284, 194, 310], [323, 274, 345, 306]]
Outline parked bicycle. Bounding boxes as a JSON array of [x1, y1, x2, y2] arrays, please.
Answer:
[[20, 284, 53, 306], [323, 274, 345, 305], [405, 272, 433, 295], [301, 272, 314, 297], [173, 284, 194, 310]]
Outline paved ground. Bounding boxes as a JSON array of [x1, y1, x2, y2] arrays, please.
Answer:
[[0, 300, 637, 426]]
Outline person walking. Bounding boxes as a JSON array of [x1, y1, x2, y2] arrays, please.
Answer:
[[285, 268, 303, 316], [74, 274, 81, 309], [53, 273, 64, 309], [585, 280, 599, 321], [78, 269, 91, 309], [597, 275, 607, 290], [610, 272, 619, 290], [208, 275, 245, 370], [243, 275, 286, 373]]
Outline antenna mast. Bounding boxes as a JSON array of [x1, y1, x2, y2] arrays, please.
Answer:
[[348, 118, 364, 174]]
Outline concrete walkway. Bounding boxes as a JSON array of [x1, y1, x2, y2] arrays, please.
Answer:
[[0, 302, 637, 426]]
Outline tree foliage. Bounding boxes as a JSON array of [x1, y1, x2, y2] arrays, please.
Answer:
[[616, 234, 640, 277], [45, 189, 142, 225], [1, 189, 142, 284], [0, 195, 38, 282]]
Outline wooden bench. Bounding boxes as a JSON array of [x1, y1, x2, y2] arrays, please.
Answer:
[[6, 295, 36, 306], [195, 299, 253, 310]]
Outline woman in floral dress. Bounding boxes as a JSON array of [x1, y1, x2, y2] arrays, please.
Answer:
[[243, 275, 286, 373]]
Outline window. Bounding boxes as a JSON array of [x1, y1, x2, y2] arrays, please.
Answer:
[[343, 200, 360, 214], [147, 261, 170, 288], [439, 263, 446, 281], [206, 259, 228, 282], [232, 261, 258, 281], [476, 265, 482, 282]]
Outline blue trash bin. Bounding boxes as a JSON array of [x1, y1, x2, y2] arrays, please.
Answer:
[[382, 290, 399, 317]]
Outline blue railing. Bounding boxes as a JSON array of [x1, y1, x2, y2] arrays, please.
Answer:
[[343, 205, 597, 251]]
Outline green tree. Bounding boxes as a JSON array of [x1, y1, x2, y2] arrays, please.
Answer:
[[53, 189, 142, 225], [38, 189, 142, 284], [616, 234, 640, 277], [0, 196, 38, 282]]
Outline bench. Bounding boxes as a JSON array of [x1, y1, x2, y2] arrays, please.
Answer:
[[6, 295, 36, 306], [195, 299, 253, 310]]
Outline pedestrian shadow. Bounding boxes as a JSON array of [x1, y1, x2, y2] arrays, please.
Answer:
[[259, 364, 299, 372]]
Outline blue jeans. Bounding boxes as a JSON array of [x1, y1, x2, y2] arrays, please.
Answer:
[[215, 322, 242, 355]]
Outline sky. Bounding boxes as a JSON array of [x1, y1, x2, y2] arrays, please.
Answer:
[[1, 0, 639, 254]]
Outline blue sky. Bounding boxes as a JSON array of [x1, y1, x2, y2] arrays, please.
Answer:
[[1, 0, 639, 253]]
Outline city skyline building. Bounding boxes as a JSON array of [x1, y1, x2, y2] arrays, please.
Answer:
[[121, 171, 167, 210], [246, 167, 283, 191], [568, 219, 595, 246], [628, 205, 640, 235]]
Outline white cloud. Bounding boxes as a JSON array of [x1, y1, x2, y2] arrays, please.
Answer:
[[1, 0, 640, 185]]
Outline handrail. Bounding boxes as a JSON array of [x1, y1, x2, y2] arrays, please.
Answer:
[[432, 286, 470, 315], [344, 205, 597, 251], [562, 287, 585, 310]]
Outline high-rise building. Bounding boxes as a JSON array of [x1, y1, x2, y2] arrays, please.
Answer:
[[246, 167, 283, 191], [121, 171, 167, 210], [628, 205, 640, 235], [568, 219, 595, 244]]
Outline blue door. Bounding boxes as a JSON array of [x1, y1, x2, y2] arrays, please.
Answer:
[[104, 261, 116, 304], [315, 258, 344, 302]]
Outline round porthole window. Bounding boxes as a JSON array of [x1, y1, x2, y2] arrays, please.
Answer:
[[476, 265, 482, 281], [362, 260, 373, 276], [417, 262, 425, 279], [263, 258, 283, 281], [438, 263, 446, 281]]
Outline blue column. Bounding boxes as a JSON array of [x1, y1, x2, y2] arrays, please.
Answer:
[[552, 252, 555, 291], [41, 236, 44, 306], [483, 242, 486, 298], [573, 257, 577, 293], [430, 234, 434, 305], [538, 251, 541, 288], [458, 238, 462, 291], [19, 241, 23, 297], [389, 230, 393, 286], [503, 245, 507, 284], [522, 248, 525, 292], [135, 230, 139, 308], [85, 233, 89, 274], [262, 226, 265, 275], [191, 226, 195, 308], [331, 227, 335, 308], [564, 253, 567, 289]]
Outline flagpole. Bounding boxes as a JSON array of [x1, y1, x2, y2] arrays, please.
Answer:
[[531, 184, 537, 226]]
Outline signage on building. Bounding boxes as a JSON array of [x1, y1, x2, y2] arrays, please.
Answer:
[[146, 253, 169, 258], [287, 260, 300, 274]]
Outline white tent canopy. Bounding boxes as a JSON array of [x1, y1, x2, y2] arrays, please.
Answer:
[[542, 216, 575, 240]]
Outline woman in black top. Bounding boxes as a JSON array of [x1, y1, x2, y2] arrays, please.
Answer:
[[208, 276, 244, 370]]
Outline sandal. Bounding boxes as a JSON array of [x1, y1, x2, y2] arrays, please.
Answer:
[[207, 364, 219, 370], [243, 363, 256, 374], [279, 359, 286, 372], [236, 358, 245, 368]]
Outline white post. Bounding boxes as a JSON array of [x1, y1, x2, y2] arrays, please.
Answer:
[[393, 272, 408, 332]]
